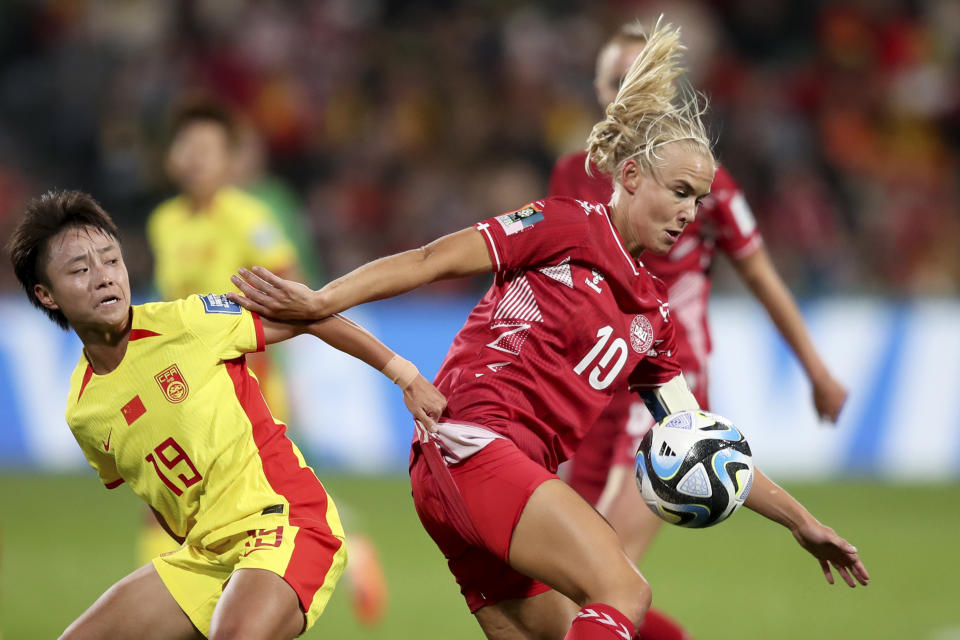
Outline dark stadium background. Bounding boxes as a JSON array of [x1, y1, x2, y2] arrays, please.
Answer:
[[1, 1, 958, 638]]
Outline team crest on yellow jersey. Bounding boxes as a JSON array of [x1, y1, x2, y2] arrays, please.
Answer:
[[155, 364, 189, 403]]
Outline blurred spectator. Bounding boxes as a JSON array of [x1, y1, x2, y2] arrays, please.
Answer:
[[0, 0, 957, 296]]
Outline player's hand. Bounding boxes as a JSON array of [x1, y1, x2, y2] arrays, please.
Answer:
[[792, 520, 869, 588], [228, 266, 323, 320], [402, 375, 446, 433], [812, 374, 847, 423]]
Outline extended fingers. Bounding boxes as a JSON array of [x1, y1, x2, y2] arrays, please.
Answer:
[[820, 559, 834, 585], [250, 265, 284, 287], [231, 272, 267, 298], [834, 563, 856, 588], [225, 289, 269, 316], [850, 558, 870, 585], [237, 268, 276, 294]]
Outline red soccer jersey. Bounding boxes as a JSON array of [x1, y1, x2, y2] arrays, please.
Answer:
[[549, 152, 763, 503], [432, 197, 681, 472], [549, 151, 762, 379]]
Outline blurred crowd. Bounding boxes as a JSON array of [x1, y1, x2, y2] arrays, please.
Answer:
[[0, 0, 958, 296]]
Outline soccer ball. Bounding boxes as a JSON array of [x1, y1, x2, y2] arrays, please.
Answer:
[[635, 410, 754, 528]]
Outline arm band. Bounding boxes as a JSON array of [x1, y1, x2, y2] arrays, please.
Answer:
[[635, 373, 700, 422], [380, 355, 420, 389]]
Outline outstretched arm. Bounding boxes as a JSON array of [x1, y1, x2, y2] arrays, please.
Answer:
[[260, 314, 446, 431], [639, 376, 868, 588], [227, 227, 493, 320], [732, 246, 847, 422], [744, 468, 869, 587]]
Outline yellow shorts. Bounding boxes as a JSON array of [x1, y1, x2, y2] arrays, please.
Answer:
[[153, 517, 346, 637]]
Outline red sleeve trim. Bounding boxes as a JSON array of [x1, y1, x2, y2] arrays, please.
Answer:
[[251, 312, 266, 352], [77, 365, 94, 403], [129, 329, 162, 341], [104, 478, 125, 489]]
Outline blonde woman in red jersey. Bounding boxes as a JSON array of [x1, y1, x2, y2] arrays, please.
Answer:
[[8, 190, 445, 640], [230, 20, 867, 640], [552, 24, 848, 578]]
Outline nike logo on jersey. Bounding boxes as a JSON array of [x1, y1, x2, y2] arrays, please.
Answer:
[[585, 269, 604, 294], [102, 429, 113, 452]]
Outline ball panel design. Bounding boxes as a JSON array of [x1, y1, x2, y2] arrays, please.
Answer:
[[676, 462, 712, 498], [635, 410, 755, 528]]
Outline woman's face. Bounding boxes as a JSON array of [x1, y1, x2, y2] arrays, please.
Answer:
[[613, 143, 715, 256], [166, 120, 232, 201], [34, 225, 131, 332]]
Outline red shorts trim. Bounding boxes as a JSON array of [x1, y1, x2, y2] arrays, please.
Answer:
[[411, 438, 557, 612]]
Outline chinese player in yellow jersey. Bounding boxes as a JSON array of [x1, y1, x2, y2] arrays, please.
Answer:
[[9, 190, 445, 639]]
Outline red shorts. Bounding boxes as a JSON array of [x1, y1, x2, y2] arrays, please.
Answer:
[[410, 437, 558, 612]]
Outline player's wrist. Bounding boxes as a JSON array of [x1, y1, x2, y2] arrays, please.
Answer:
[[380, 355, 419, 389], [311, 290, 332, 318]]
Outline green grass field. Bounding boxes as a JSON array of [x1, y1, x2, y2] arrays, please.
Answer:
[[1, 473, 957, 639]]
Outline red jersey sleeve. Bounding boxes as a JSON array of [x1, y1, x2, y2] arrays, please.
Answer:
[[705, 166, 763, 261], [475, 197, 596, 273]]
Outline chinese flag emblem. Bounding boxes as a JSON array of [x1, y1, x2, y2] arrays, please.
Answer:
[[121, 395, 146, 425], [155, 364, 189, 403]]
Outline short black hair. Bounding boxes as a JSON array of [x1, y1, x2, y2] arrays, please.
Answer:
[[7, 190, 121, 329], [168, 96, 238, 146]]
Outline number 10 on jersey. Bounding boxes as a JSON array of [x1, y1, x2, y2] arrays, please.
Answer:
[[574, 325, 628, 390]]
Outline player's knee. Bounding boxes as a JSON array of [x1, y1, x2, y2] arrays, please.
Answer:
[[621, 572, 652, 626], [594, 570, 652, 628]]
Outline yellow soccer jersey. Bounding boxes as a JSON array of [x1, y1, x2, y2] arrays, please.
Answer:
[[65, 294, 342, 546], [147, 186, 297, 301]]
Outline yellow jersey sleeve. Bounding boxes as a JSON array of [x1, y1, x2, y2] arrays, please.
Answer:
[[179, 294, 265, 360]]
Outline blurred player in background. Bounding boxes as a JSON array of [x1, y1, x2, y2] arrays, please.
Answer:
[[229, 21, 867, 640], [148, 99, 298, 419], [550, 25, 849, 635], [7, 190, 444, 639], [146, 99, 388, 625]]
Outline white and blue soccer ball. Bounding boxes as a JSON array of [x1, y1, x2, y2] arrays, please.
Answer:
[[635, 410, 754, 528]]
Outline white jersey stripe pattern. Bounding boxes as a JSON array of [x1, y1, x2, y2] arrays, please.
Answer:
[[493, 274, 543, 322], [539, 257, 574, 288]]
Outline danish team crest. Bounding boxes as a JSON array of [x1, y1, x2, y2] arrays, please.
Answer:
[[155, 364, 189, 403], [629, 315, 655, 354]]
